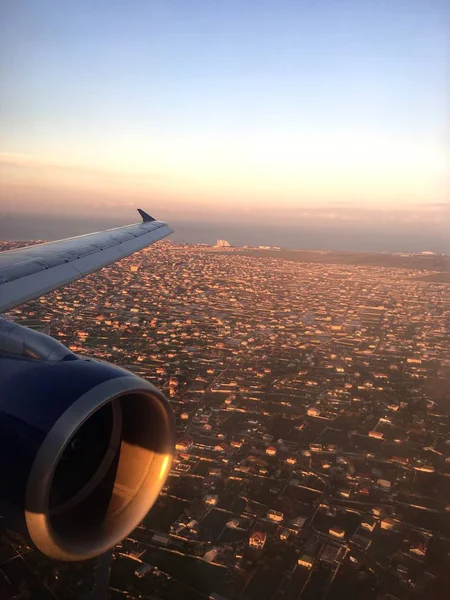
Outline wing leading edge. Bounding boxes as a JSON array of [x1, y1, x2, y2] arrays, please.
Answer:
[[0, 209, 173, 313]]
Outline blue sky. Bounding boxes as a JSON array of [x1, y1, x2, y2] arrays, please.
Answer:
[[0, 0, 448, 249]]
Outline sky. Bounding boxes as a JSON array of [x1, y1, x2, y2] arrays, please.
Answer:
[[1, 0, 449, 251]]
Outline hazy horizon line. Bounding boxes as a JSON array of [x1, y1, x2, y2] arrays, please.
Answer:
[[1, 213, 449, 256]]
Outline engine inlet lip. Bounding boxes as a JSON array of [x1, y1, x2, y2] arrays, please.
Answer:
[[25, 375, 174, 561]]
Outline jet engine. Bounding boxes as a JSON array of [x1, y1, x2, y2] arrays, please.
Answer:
[[0, 319, 175, 561]]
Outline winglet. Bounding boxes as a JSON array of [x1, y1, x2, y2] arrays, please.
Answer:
[[138, 208, 156, 223]]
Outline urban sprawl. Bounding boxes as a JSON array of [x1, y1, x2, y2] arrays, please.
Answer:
[[1, 241, 450, 600]]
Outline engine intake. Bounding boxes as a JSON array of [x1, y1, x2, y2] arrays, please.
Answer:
[[0, 341, 175, 561]]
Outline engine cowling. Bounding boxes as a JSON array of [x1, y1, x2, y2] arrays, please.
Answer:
[[0, 325, 175, 562]]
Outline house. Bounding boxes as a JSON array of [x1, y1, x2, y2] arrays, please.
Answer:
[[409, 535, 430, 558], [377, 479, 391, 491], [297, 537, 319, 568], [310, 443, 323, 452], [329, 525, 345, 539], [361, 516, 376, 532], [307, 407, 321, 417], [298, 554, 314, 568], [175, 439, 193, 452], [338, 488, 351, 499], [170, 518, 199, 537], [227, 518, 240, 529], [249, 531, 267, 549], [267, 509, 284, 522], [380, 517, 395, 531], [289, 516, 306, 531], [135, 563, 152, 578], [203, 547, 220, 562], [204, 494, 219, 506], [410, 543, 427, 557]]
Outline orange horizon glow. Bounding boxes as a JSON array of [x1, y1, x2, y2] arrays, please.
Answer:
[[1, 131, 448, 223]]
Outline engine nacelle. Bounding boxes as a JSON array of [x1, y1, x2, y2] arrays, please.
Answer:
[[0, 322, 175, 561]]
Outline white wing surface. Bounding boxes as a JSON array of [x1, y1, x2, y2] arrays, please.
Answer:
[[0, 209, 173, 313]]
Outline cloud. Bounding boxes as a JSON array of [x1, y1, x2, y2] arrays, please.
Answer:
[[1, 150, 448, 229], [269, 202, 450, 227]]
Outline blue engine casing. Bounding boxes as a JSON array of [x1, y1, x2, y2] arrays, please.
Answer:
[[0, 349, 175, 561]]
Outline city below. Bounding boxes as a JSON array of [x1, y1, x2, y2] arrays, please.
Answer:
[[1, 240, 449, 600]]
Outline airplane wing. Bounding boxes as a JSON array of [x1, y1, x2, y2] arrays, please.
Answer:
[[0, 209, 173, 313]]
